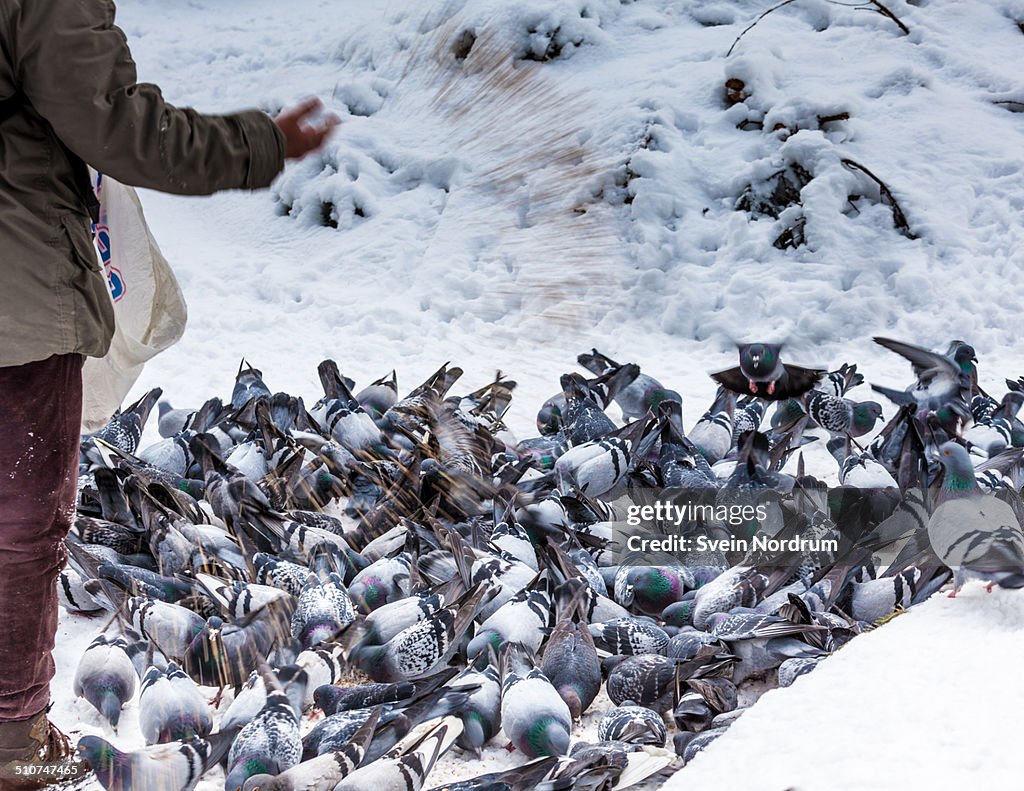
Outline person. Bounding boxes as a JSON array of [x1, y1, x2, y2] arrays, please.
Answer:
[[0, 0, 337, 786]]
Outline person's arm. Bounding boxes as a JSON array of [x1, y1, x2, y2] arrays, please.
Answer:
[[12, 0, 293, 194]]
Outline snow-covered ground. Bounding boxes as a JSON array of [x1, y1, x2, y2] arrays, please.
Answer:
[[49, 0, 1024, 788]]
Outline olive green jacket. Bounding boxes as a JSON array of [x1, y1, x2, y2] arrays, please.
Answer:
[[0, 0, 285, 367]]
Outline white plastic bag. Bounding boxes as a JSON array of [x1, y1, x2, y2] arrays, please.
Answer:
[[80, 173, 188, 432]]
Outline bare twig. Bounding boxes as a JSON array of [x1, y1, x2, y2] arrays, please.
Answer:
[[727, 0, 800, 57], [841, 158, 917, 239], [866, 1, 910, 35], [729, 0, 910, 58]]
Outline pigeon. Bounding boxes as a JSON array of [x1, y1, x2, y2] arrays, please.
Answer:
[[576, 349, 682, 421], [77, 733, 230, 791], [871, 337, 972, 422], [346, 586, 455, 653], [597, 705, 667, 746], [827, 439, 898, 489], [466, 571, 554, 661], [844, 568, 920, 622], [333, 716, 462, 791], [711, 344, 825, 401], [655, 402, 719, 488], [588, 617, 670, 656], [778, 656, 824, 687], [673, 726, 728, 764], [806, 391, 884, 439], [731, 397, 765, 442], [357, 370, 399, 422], [928, 441, 1024, 593], [664, 629, 724, 660], [614, 566, 693, 616], [688, 387, 735, 464], [138, 662, 213, 744], [290, 573, 356, 649], [541, 579, 602, 720], [253, 553, 311, 597], [706, 612, 827, 684], [57, 567, 105, 614], [347, 553, 415, 614], [499, 642, 572, 758], [225, 663, 303, 791], [554, 436, 632, 498], [605, 654, 693, 714], [83, 387, 163, 459], [451, 662, 502, 756], [690, 566, 768, 629], [157, 400, 194, 439], [73, 635, 138, 729], [352, 582, 492, 682], [241, 710, 380, 791], [232, 361, 272, 409], [558, 373, 623, 445]]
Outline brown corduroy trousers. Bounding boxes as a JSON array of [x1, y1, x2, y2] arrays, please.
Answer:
[[0, 354, 81, 723]]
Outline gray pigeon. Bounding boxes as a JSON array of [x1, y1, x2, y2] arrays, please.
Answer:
[[871, 337, 972, 420], [706, 612, 827, 684], [353, 583, 492, 682], [451, 662, 502, 756], [541, 580, 601, 720], [688, 387, 735, 464], [77, 733, 228, 791], [225, 664, 303, 791], [588, 617, 669, 656], [778, 656, 824, 687], [711, 344, 825, 401], [138, 662, 212, 744], [576, 349, 681, 421], [334, 716, 463, 791], [241, 710, 380, 791], [500, 642, 573, 758], [290, 572, 356, 649], [597, 705, 667, 746], [73, 634, 138, 729], [929, 441, 1024, 593], [347, 553, 415, 614], [466, 571, 554, 661]]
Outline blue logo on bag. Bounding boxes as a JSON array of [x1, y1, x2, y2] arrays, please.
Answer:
[[108, 266, 125, 301]]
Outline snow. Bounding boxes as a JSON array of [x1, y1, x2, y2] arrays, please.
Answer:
[[43, 0, 1024, 788]]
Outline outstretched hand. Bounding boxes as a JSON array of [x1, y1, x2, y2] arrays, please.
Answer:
[[274, 98, 340, 160]]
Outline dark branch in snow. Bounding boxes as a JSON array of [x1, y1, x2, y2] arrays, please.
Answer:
[[841, 158, 917, 240], [726, 0, 800, 58]]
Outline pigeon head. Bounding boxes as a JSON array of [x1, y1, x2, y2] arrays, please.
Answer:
[[934, 441, 978, 493], [243, 775, 276, 791], [466, 630, 504, 669], [946, 340, 978, 368], [348, 577, 386, 612], [662, 599, 694, 627], [459, 710, 490, 755], [557, 685, 583, 720], [313, 683, 344, 714], [76, 736, 125, 782], [740, 344, 781, 378], [350, 644, 387, 675], [525, 716, 570, 757]]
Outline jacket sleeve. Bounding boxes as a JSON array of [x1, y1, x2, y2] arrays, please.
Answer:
[[12, 0, 285, 194]]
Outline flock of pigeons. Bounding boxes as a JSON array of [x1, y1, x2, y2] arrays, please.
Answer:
[[60, 337, 1024, 791]]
